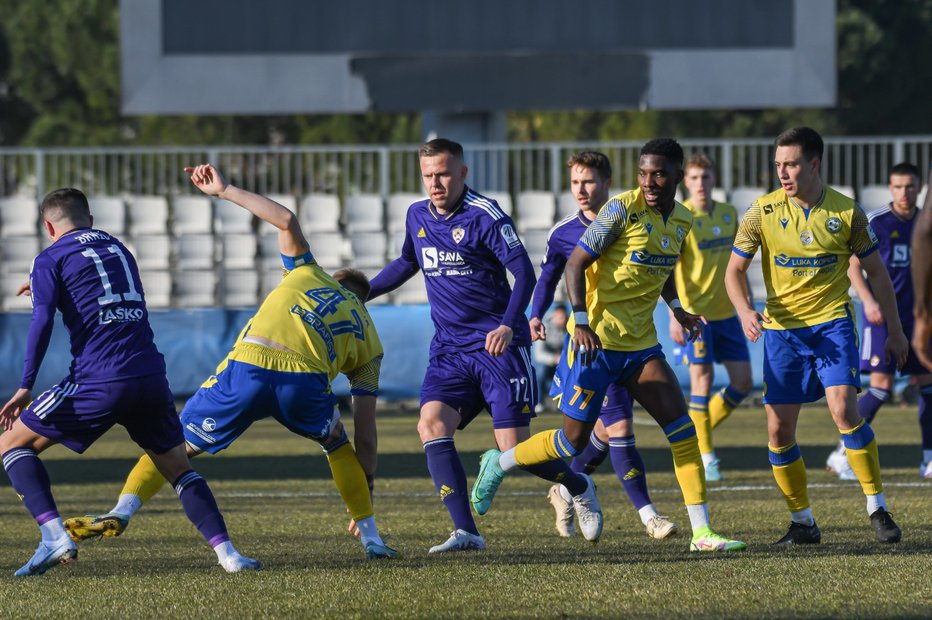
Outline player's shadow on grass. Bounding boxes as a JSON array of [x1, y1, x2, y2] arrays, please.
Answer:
[[1, 444, 917, 486]]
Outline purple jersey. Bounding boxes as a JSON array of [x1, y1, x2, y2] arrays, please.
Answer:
[[23, 227, 165, 389], [386, 188, 532, 354], [530, 211, 589, 319], [866, 206, 917, 320]]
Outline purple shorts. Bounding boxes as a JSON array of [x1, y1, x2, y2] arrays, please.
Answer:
[[20, 374, 184, 454], [860, 318, 932, 376], [421, 346, 537, 430]]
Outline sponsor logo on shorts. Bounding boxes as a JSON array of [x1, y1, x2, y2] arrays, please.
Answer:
[[202, 418, 216, 432], [98, 306, 144, 325], [186, 422, 216, 444]]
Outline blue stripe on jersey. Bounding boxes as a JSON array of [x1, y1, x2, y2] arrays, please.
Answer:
[[732, 246, 754, 258]]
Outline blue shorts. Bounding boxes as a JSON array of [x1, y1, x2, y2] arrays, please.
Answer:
[[549, 335, 634, 425], [860, 316, 932, 376], [20, 374, 183, 455], [181, 360, 338, 454], [420, 346, 537, 430], [763, 317, 860, 405], [555, 343, 664, 423], [685, 316, 751, 365]]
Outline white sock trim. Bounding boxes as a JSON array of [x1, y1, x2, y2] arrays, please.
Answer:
[[112, 493, 143, 519], [686, 503, 710, 531], [499, 448, 518, 472], [866, 492, 887, 515], [637, 504, 659, 526], [790, 507, 815, 526]]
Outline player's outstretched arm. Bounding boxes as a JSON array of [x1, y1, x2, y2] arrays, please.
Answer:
[[913, 172, 932, 370], [861, 251, 909, 369], [848, 255, 883, 325], [725, 251, 769, 342], [184, 164, 309, 258]]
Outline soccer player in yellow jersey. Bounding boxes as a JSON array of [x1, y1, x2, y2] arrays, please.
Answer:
[[65, 164, 398, 560], [725, 127, 908, 545], [474, 139, 747, 552], [670, 154, 753, 481]]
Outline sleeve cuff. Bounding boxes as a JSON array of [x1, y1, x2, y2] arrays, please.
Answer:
[[856, 245, 879, 260], [732, 246, 754, 258], [578, 241, 600, 259]]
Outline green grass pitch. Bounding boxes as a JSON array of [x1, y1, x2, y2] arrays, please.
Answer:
[[0, 403, 930, 618]]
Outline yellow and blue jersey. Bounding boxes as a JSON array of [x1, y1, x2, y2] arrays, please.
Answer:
[[732, 186, 878, 330], [215, 262, 383, 394], [574, 188, 693, 351], [675, 200, 739, 321]]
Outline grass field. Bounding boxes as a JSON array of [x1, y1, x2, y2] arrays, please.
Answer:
[[1, 403, 930, 618]]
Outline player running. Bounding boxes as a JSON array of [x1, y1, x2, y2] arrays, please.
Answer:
[[64, 164, 397, 561]]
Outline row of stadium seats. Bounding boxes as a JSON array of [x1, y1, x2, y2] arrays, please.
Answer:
[[1, 184, 919, 240]]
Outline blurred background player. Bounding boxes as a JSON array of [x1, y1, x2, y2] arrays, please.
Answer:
[[726, 126, 907, 545], [533, 305, 566, 410], [670, 154, 753, 481], [913, 166, 932, 372], [529, 151, 676, 540], [368, 139, 598, 552], [475, 139, 746, 553], [826, 163, 932, 480], [64, 164, 397, 560], [0, 188, 260, 575]]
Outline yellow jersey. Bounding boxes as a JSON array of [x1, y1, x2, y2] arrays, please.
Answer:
[[733, 186, 878, 330], [675, 200, 739, 320], [573, 188, 693, 351], [224, 263, 383, 385]]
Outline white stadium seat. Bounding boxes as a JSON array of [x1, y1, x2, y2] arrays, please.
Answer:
[[729, 187, 766, 219], [171, 196, 213, 234], [481, 191, 513, 217], [345, 194, 384, 233], [127, 196, 170, 235], [130, 234, 172, 271], [221, 269, 259, 307], [521, 229, 550, 266], [307, 232, 347, 270], [712, 188, 728, 203], [558, 191, 577, 216], [834, 185, 856, 200], [176, 234, 216, 270], [857, 185, 890, 212], [349, 231, 388, 269], [214, 198, 255, 234], [515, 191, 556, 231], [260, 266, 285, 298], [174, 269, 217, 308], [387, 192, 422, 233], [139, 270, 172, 308], [392, 270, 428, 304], [88, 197, 127, 235], [1, 273, 33, 310], [0, 197, 39, 237], [359, 268, 388, 305], [220, 233, 258, 270], [259, 194, 299, 235], [299, 193, 341, 233], [1, 235, 40, 274]]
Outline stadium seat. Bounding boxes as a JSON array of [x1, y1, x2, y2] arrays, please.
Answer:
[[515, 191, 556, 231], [857, 185, 890, 212], [0, 197, 39, 237], [220, 233, 258, 270], [174, 269, 217, 308], [171, 196, 213, 234], [558, 191, 577, 216], [260, 266, 285, 298], [712, 188, 728, 203], [176, 234, 216, 270], [835, 185, 856, 200], [130, 234, 172, 271], [1, 235, 40, 274], [215, 198, 255, 234], [1, 273, 33, 310], [127, 196, 170, 235], [392, 270, 428, 304], [258, 194, 298, 235], [481, 191, 513, 217], [88, 197, 127, 235], [299, 193, 341, 233], [345, 194, 384, 233], [139, 270, 172, 308], [349, 231, 388, 269], [729, 187, 765, 218], [389, 230, 406, 255], [221, 269, 259, 307], [308, 232, 346, 269], [388, 192, 422, 233]]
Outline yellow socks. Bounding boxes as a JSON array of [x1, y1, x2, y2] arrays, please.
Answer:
[[769, 443, 810, 512]]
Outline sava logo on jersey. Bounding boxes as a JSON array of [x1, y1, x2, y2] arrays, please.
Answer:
[[421, 246, 471, 276], [98, 306, 144, 325]]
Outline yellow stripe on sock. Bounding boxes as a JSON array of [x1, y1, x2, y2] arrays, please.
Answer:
[[120, 454, 167, 503], [326, 443, 374, 521]]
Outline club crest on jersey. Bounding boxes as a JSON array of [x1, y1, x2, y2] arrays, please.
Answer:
[[712, 226, 721, 236], [500, 223, 521, 248], [800, 231, 813, 245], [723, 214, 732, 224], [825, 217, 841, 233], [661, 235, 671, 249], [676, 226, 686, 241], [870, 355, 880, 367], [451, 226, 465, 244], [780, 218, 789, 229]]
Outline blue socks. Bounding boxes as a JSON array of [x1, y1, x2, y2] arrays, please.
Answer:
[[424, 437, 478, 535]]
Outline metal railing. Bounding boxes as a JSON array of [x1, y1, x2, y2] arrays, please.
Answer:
[[1, 136, 930, 202]]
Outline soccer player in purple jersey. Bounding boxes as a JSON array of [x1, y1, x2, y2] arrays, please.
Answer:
[[369, 139, 601, 552], [530, 152, 677, 540], [826, 163, 932, 480], [0, 188, 260, 576]]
